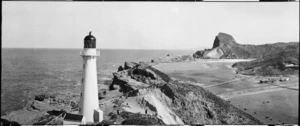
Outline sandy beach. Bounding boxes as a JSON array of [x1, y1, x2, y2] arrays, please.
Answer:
[[153, 59, 299, 124]]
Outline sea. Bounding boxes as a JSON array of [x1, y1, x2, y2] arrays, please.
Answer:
[[1, 48, 195, 116]]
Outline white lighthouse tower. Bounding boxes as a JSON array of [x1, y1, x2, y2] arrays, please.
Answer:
[[79, 31, 103, 123]]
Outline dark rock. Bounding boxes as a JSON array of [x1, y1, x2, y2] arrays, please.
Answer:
[[204, 107, 214, 119], [70, 101, 79, 109], [160, 84, 176, 101], [118, 66, 124, 72], [151, 59, 155, 63], [147, 66, 172, 83], [132, 68, 157, 80], [1, 118, 21, 126], [124, 62, 139, 70], [35, 94, 52, 101], [110, 74, 135, 93]]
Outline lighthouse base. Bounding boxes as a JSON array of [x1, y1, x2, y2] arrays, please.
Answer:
[[62, 108, 103, 124], [94, 108, 104, 123]]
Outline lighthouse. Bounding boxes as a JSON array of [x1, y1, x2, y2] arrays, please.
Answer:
[[79, 31, 103, 123]]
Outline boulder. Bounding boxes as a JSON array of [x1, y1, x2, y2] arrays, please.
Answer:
[[34, 94, 52, 101], [118, 66, 124, 72]]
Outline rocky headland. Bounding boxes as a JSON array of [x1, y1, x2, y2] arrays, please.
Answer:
[[193, 32, 298, 59], [194, 32, 299, 76]]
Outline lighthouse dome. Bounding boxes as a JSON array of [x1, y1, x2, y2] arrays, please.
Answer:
[[84, 31, 96, 48]]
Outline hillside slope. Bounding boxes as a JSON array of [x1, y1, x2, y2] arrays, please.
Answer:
[[232, 43, 299, 76]]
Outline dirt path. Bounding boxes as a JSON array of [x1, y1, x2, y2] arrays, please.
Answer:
[[204, 76, 255, 89]]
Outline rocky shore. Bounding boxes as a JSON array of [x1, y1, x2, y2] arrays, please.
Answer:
[[1, 94, 79, 125]]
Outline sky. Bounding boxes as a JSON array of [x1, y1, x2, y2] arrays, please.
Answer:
[[2, 2, 299, 49]]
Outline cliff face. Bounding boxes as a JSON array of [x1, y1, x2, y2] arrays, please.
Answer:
[[212, 32, 238, 49], [193, 32, 298, 59]]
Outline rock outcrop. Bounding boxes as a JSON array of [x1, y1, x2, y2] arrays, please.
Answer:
[[151, 54, 195, 63], [124, 62, 139, 70], [194, 32, 241, 59], [111, 62, 172, 93], [1, 94, 79, 125], [193, 32, 298, 59]]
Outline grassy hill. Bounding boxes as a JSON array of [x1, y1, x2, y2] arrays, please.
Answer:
[[232, 43, 299, 76]]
